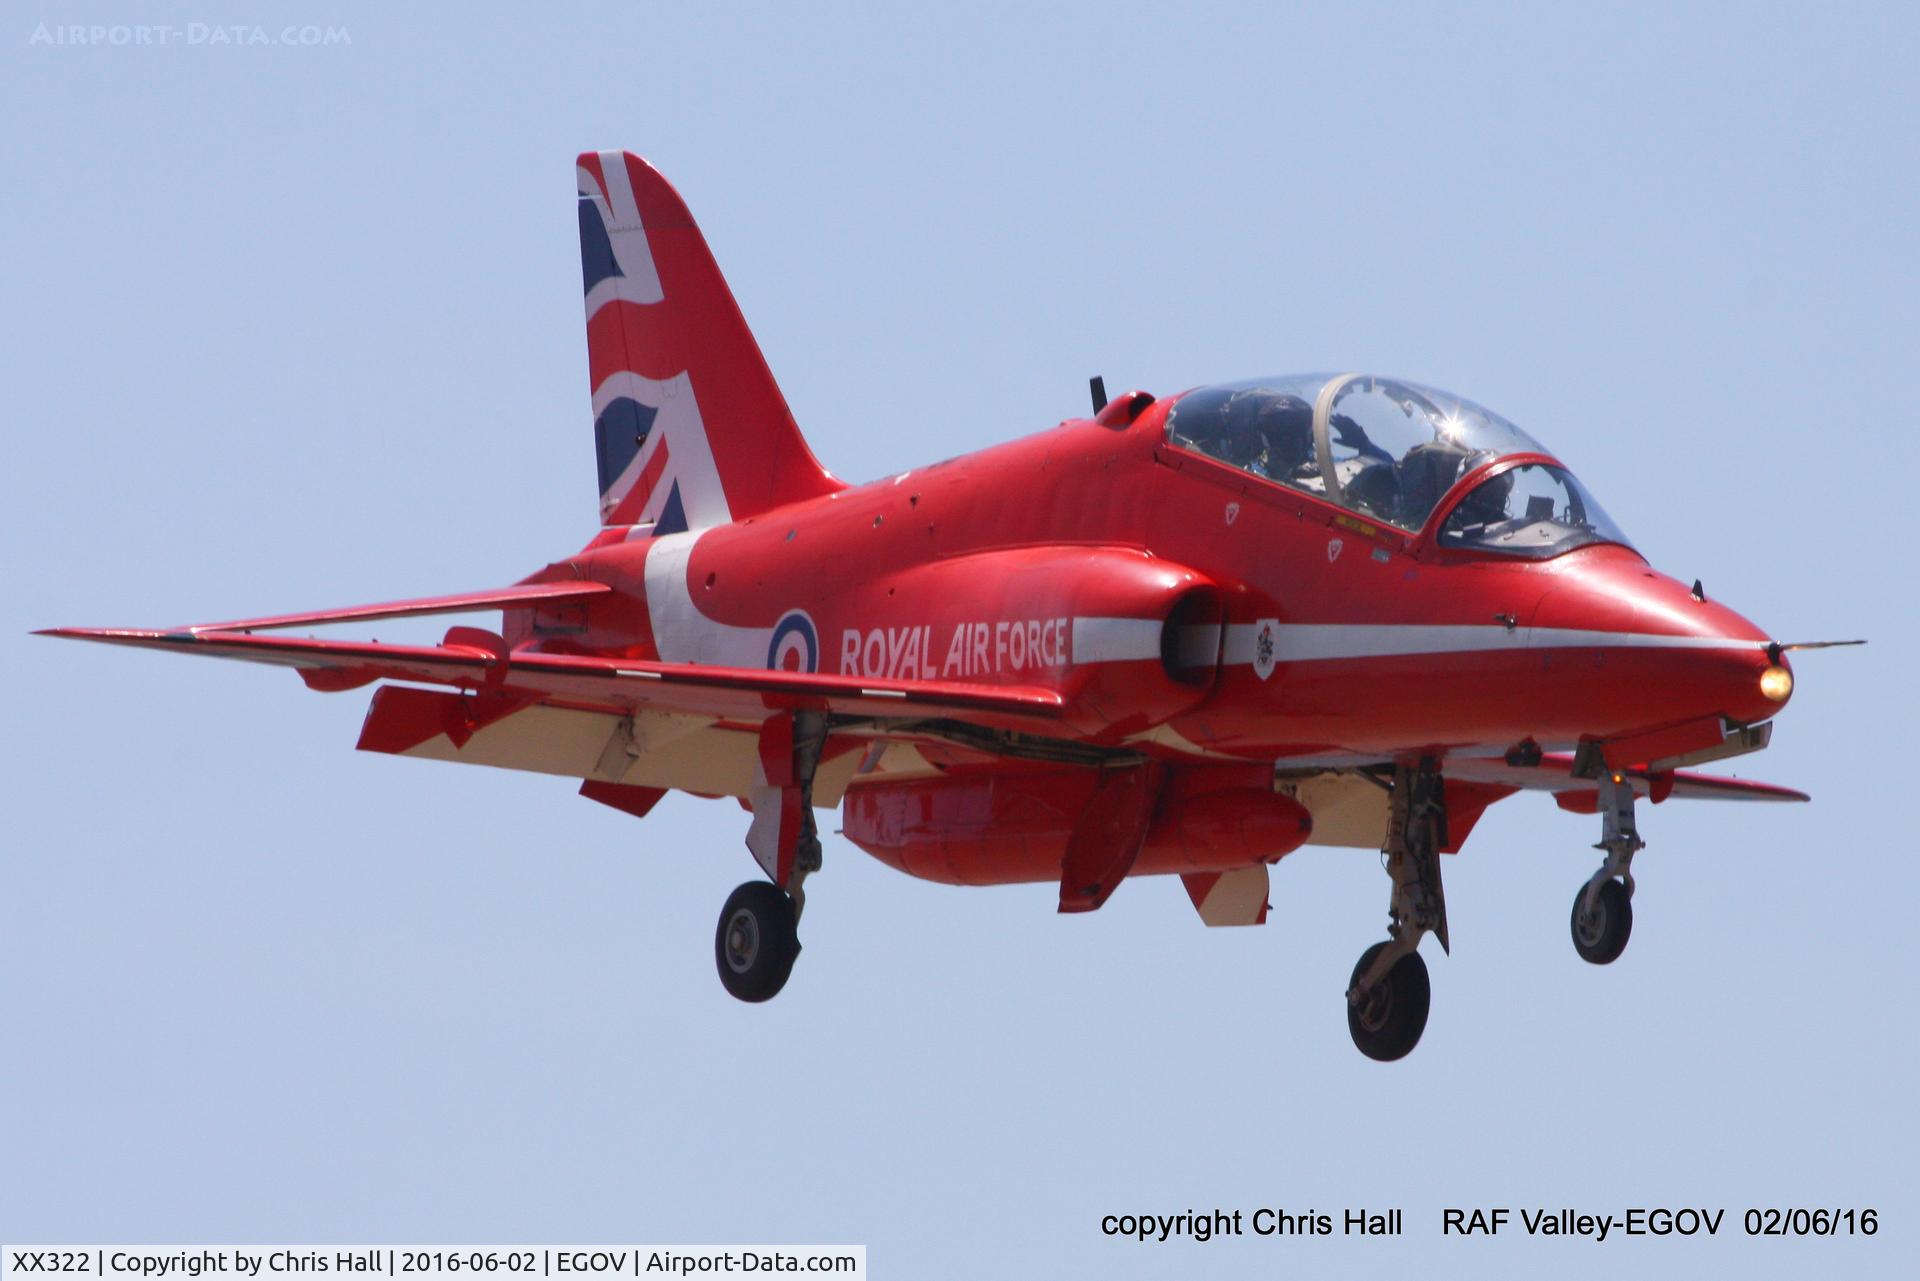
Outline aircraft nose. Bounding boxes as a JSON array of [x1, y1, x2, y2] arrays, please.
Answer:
[[1680, 623, 1792, 725], [1534, 553, 1790, 728]]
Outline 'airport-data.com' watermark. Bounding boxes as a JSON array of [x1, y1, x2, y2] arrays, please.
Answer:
[[29, 22, 351, 48]]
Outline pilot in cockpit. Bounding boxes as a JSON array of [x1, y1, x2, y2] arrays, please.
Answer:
[[1242, 392, 1314, 482], [1445, 464, 1514, 532], [1176, 388, 1314, 484], [1396, 442, 1475, 524], [1330, 411, 1476, 529], [1329, 411, 1401, 519]]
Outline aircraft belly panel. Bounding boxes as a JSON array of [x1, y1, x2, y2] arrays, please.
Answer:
[[1279, 772, 1391, 848]]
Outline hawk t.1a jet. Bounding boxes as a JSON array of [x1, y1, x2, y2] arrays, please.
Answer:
[[45, 151, 1858, 1059]]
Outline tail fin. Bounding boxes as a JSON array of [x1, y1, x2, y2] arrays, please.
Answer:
[[576, 150, 842, 534]]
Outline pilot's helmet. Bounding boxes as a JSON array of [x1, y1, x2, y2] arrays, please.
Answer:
[[1213, 390, 1269, 466], [1456, 467, 1515, 525], [1249, 393, 1313, 467]]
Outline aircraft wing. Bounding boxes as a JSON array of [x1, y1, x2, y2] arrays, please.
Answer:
[[1274, 747, 1805, 852], [37, 625, 1067, 728], [1443, 751, 1809, 804], [159, 581, 616, 634]]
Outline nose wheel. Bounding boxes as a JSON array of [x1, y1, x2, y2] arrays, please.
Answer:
[[1571, 878, 1633, 965], [715, 881, 800, 1002]]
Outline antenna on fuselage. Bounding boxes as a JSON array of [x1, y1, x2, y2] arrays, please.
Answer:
[[1089, 376, 1108, 414]]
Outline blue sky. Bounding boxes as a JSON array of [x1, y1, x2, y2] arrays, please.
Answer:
[[3, 3, 1914, 1277]]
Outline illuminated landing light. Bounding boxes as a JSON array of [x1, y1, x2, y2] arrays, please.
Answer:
[[1759, 665, 1794, 702]]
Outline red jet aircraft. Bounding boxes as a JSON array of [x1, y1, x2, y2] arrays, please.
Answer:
[[45, 150, 1856, 1059]]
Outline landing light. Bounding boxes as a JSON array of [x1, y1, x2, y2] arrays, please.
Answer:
[[1759, 665, 1793, 702]]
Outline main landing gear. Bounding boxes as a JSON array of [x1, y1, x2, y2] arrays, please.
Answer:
[[716, 881, 801, 1002], [1571, 771, 1641, 965], [1346, 758, 1448, 1061], [715, 710, 826, 1004]]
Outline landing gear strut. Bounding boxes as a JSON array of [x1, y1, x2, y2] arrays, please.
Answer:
[[1346, 758, 1448, 1061], [1572, 771, 1640, 965], [716, 711, 826, 1003]]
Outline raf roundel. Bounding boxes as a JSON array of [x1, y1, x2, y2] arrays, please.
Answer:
[[767, 610, 820, 673]]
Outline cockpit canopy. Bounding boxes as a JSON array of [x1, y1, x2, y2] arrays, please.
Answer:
[[1165, 372, 1632, 558]]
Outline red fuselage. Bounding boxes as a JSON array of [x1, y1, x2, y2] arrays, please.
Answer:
[[528, 397, 1782, 757]]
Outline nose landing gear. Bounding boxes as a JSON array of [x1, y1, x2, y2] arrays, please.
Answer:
[[1572, 771, 1641, 965], [1346, 758, 1448, 1061]]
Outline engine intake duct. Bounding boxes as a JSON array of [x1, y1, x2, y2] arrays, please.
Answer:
[[1161, 585, 1225, 687]]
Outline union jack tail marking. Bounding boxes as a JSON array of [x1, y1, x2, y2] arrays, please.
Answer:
[[576, 150, 842, 536]]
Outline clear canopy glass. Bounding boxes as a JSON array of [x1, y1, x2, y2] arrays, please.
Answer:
[[1437, 462, 1632, 559], [1164, 372, 1630, 554]]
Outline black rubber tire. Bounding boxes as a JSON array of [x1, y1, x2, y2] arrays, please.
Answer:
[[1346, 943, 1431, 1062], [1571, 879, 1633, 965], [714, 881, 800, 1003]]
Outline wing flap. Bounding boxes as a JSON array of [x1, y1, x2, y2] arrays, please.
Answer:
[[1182, 866, 1271, 926]]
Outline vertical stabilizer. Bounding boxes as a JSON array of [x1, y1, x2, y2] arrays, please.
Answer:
[[576, 150, 842, 533]]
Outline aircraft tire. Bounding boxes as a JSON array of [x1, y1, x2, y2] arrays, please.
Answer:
[[1571, 879, 1632, 965], [715, 881, 800, 1002], [1346, 943, 1430, 1061]]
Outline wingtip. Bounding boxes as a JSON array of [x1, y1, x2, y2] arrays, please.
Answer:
[[33, 626, 181, 643]]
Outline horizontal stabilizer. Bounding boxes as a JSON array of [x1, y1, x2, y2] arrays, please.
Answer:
[[37, 626, 1067, 730]]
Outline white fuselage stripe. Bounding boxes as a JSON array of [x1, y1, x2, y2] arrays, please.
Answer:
[[634, 586, 1769, 678], [1221, 622, 1767, 664], [1071, 617, 1164, 664]]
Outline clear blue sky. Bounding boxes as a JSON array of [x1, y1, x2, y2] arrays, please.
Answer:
[[4, 3, 1914, 1277]]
